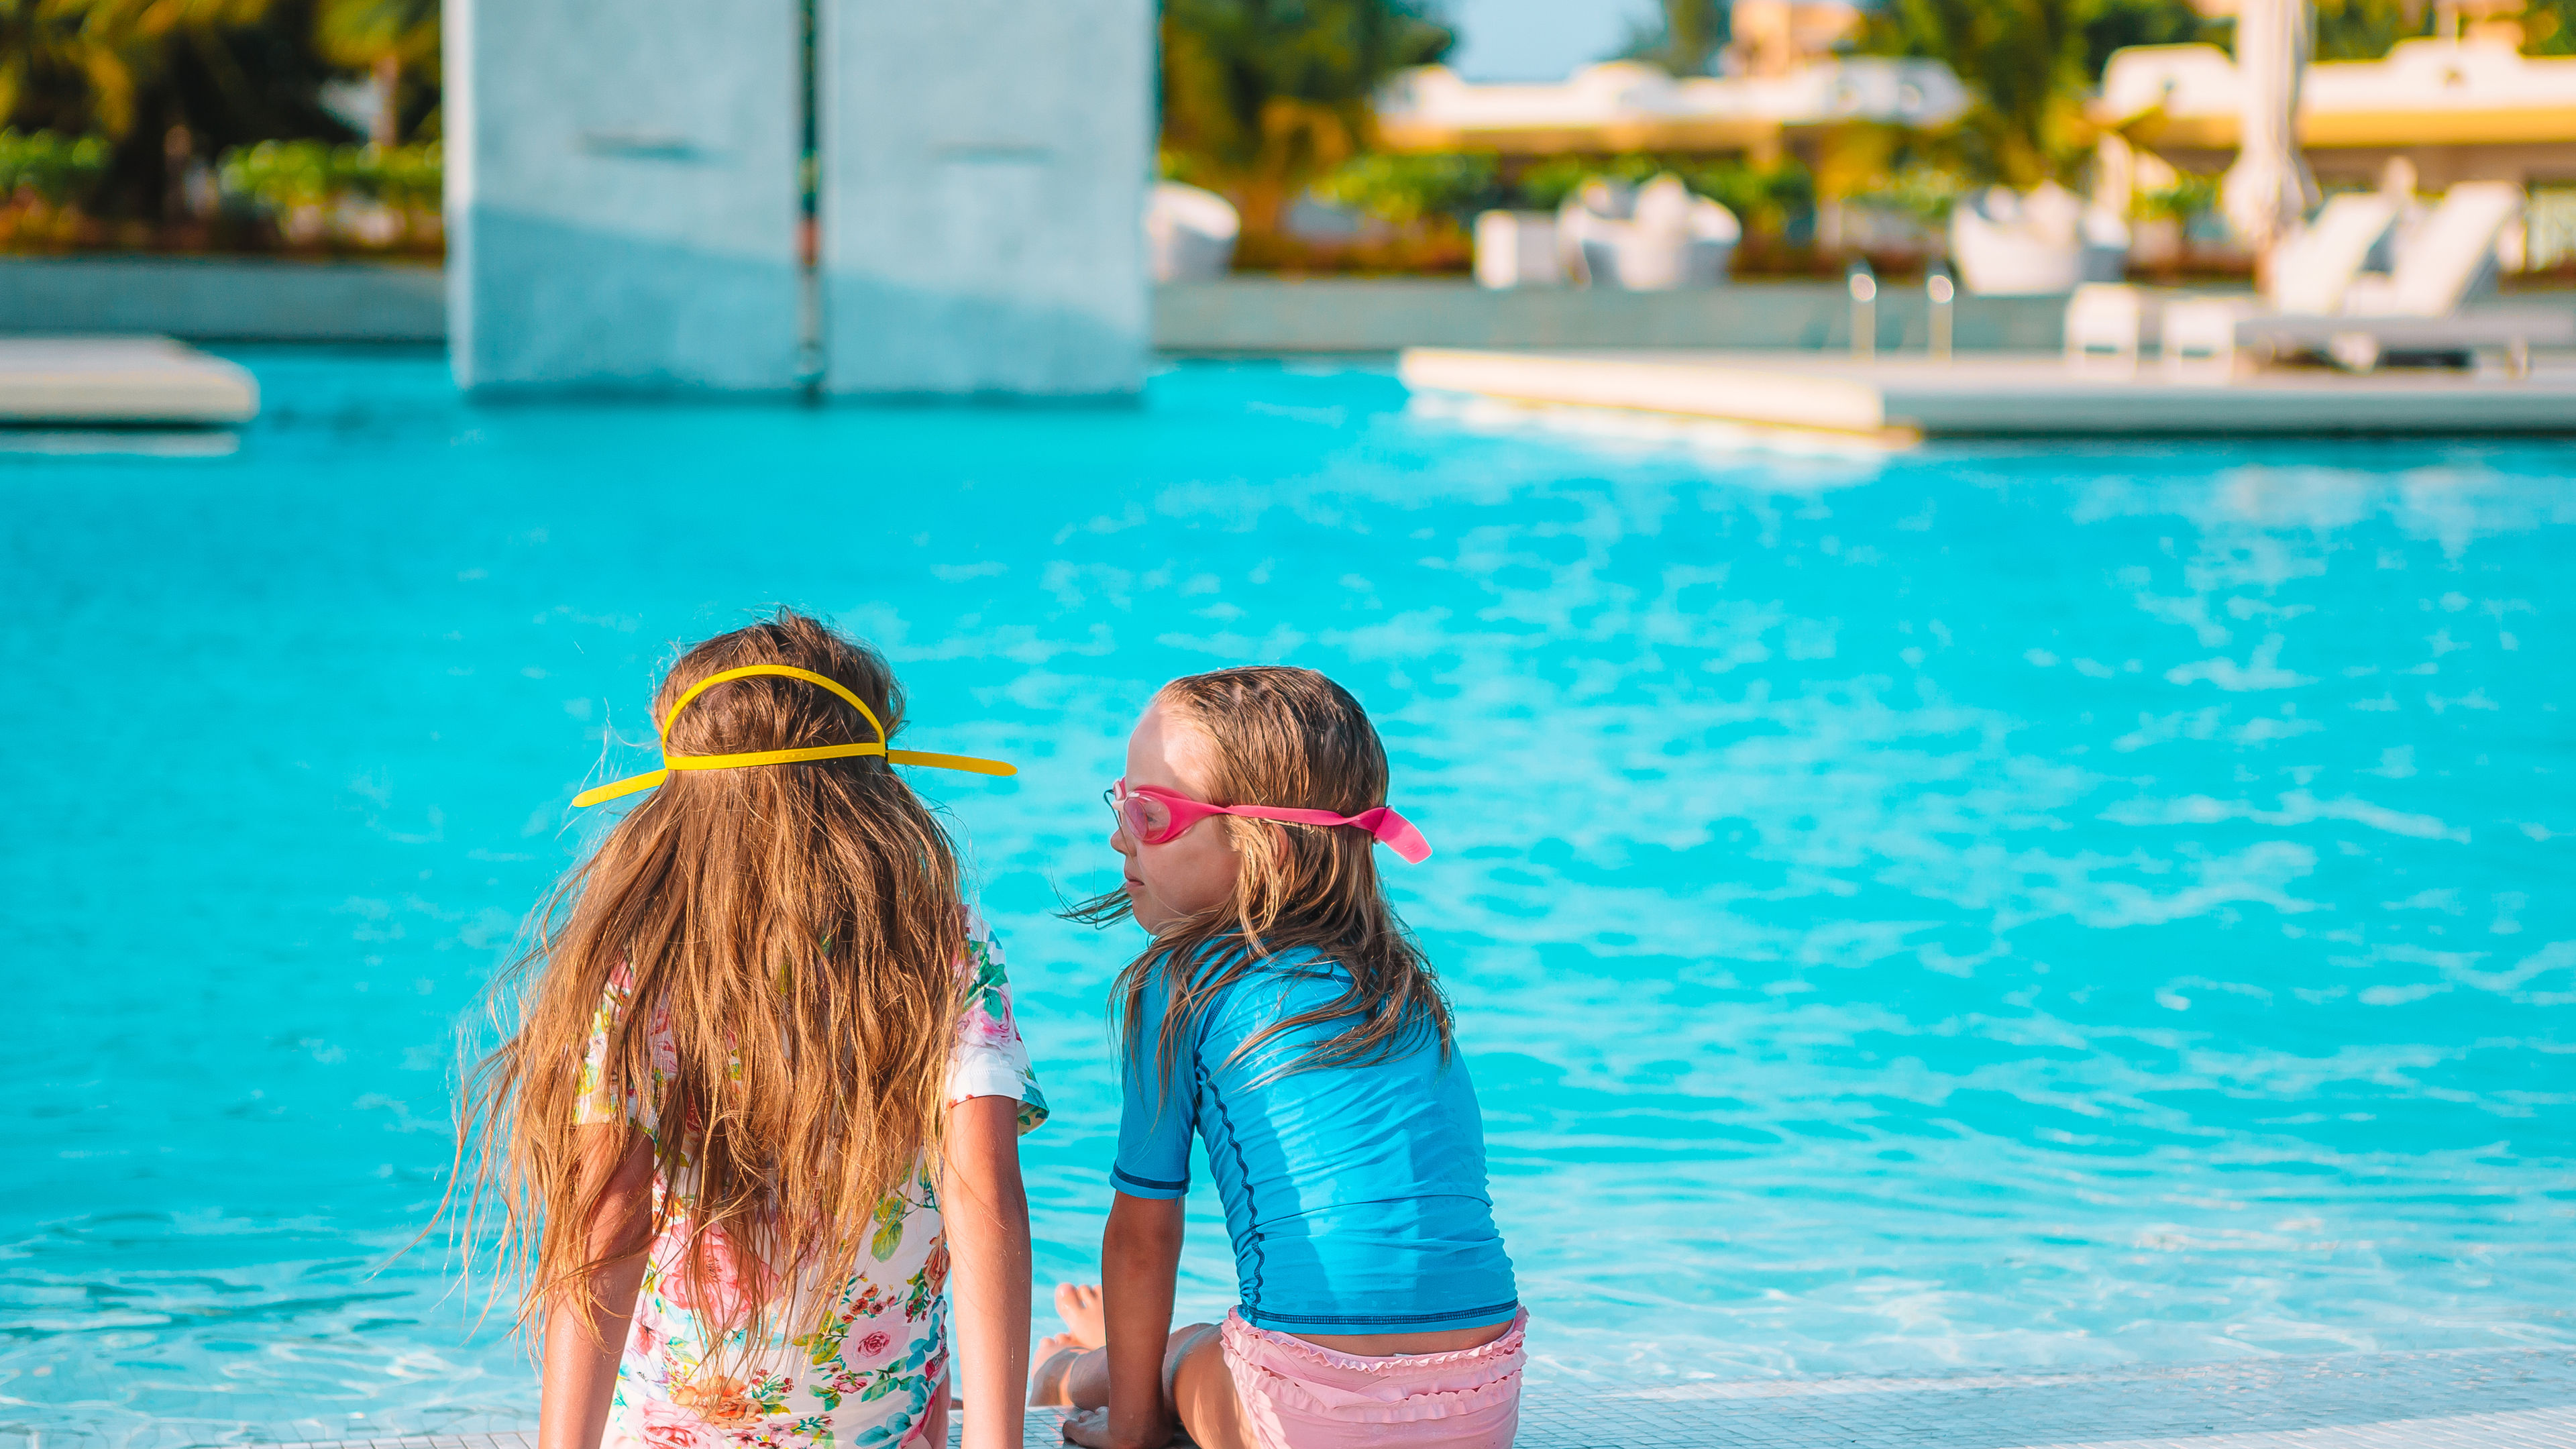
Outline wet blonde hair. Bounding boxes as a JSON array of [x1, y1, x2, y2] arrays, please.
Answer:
[[1071, 665, 1451, 1085], [462, 608, 967, 1357]]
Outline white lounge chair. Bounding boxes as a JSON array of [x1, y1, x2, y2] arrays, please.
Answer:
[[2268, 191, 2400, 315], [1474, 210, 1562, 288], [2342, 180, 2515, 319], [1953, 182, 2130, 295], [1558, 175, 1740, 290], [1145, 182, 1239, 283], [2065, 283, 2146, 374], [2172, 181, 2571, 376], [2161, 191, 2397, 377]]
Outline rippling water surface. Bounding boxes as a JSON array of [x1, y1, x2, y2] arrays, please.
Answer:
[[5, 352, 2573, 1443]]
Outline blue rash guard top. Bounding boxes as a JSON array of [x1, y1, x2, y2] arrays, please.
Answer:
[[1111, 947, 1519, 1334]]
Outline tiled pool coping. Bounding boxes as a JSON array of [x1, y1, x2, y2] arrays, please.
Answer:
[[224, 1345, 2576, 1449]]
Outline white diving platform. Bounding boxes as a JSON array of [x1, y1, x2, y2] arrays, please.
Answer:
[[1399, 346, 2576, 442], [0, 335, 258, 425]]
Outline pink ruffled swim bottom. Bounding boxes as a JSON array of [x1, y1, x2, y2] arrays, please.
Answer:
[[1220, 1309, 1529, 1449]]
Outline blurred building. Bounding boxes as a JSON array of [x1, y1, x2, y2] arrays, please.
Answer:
[[2097, 37, 2576, 191], [1376, 0, 1964, 165], [1378, 58, 1967, 164]]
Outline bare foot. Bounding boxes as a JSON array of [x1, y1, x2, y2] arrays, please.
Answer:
[[1028, 1332, 1086, 1406], [1053, 1283, 1108, 1348]]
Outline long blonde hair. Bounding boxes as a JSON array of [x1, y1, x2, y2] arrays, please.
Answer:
[[1070, 665, 1451, 1087], [462, 609, 967, 1355]]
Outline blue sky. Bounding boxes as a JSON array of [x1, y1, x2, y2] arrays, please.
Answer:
[[1444, 0, 1662, 81]]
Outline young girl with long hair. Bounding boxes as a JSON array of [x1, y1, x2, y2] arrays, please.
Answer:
[[464, 610, 1045, 1449], [1031, 666, 1523, 1449]]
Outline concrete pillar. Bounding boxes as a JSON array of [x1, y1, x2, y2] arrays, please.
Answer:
[[449, 0, 1150, 396], [818, 0, 1152, 397], [445, 0, 805, 392]]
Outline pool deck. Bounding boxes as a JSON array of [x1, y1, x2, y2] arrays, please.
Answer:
[[1398, 346, 2576, 441], [233, 1346, 2576, 1449], [0, 335, 258, 425]]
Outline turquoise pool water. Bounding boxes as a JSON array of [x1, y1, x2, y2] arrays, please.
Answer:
[[5, 351, 2574, 1445]]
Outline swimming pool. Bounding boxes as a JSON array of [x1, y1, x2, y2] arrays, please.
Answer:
[[5, 350, 2573, 1446]]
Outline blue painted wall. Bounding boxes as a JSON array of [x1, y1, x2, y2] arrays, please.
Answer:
[[820, 0, 1152, 396], [447, 0, 1150, 397], [446, 0, 805, 392]]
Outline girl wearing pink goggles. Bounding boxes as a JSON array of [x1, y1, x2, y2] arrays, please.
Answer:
[[1104, 779, 1432, 863], [1035, 666, 1522, 1449]]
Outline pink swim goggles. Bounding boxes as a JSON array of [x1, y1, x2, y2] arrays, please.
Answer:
[[1108, 780, 1432, 863]]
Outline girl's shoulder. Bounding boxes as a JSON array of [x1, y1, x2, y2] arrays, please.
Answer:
[[1189, 944, 1349, 1033], [960, 905, 1007, 985]]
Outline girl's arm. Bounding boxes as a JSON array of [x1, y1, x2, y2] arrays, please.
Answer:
[[538, 1128, 657, 1449], [941, 1094, 1032, 1449], [1097, 1191, 1186, 1449]]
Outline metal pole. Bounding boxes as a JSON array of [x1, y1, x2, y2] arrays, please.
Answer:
[[1927, 269, 1955, 362], [1848, 262, 1877, 362]]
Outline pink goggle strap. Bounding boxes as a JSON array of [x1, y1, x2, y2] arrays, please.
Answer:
[[1138, 787, 1432, 864], [1220, 802, 1432, 865]]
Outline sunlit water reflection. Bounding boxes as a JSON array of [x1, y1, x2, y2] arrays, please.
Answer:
[[5, 354, 2571, 1443]]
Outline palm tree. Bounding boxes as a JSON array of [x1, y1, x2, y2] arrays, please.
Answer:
[[1619, 0, 1726, 76], [0, 0, 271, 138], [1856, 0, 2200, 186], [1161, 0, 1453, 235], [313, 0, 433, 146]]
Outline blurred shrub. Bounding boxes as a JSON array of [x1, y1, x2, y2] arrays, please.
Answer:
[[2137, 170, 2216, 223], [1856, 0, 2204, 186], [1161, 0, 1452, 235], [1312, 151, 1499, 225], [1853, 164, 1971, 226], [0, 131, 111, 205], [219, 138, 439, 210], [216, 138, 439, 248], [1514, 152, 1814, 235], [1682, 159, 1816, 235], [370, 140, 441, 207]]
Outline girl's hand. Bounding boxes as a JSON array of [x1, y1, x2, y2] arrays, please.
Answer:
[[940, 1095, 1032, 1449], [536, 1127, 655, 1449], [1095, 1194, 1186, 1449], [1059, 1405, 1175, 1449]]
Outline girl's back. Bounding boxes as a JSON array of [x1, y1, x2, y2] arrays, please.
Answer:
[[465, 610, 1040, 1449], [572, 909, 1037, 1444], [1117, 947, 1513, 1335]]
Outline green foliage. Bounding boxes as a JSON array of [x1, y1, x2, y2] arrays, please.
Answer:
[[1514, 152, 1813, 233], [1161, 0, 1452, 230], [2531, 0, 2576, 53], [0, 128, 109, 203], [313, 0, 435, 70], [1, 0, 431, 225], [2136, 169, 2216, 221], [217, 136, 436, 210], [1856, 0, 2203, 186], [2304, 0, 2426, 60], [1516, 154, 1649, 210], [0, 0, 286, 138], [1675, 158, 1815, 234], [2078, 0, 2207, 73], [1852, 164, 1971, 225], [1617, 0, 1728, 76], [1313, 150, 1499, 223], [313, 0, 439, 144]]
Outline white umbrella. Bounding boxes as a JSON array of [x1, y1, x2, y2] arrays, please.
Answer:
[[2221, 0, 2320, 261]]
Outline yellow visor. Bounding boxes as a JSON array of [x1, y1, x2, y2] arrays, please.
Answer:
[[571, 663, 1016, 808]]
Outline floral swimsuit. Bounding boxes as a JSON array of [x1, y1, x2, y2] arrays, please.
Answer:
[[576, 912, 1046, 1449]]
